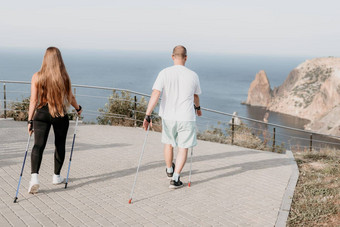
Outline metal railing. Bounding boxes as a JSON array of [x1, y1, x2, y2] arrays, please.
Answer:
[[0, 80, 154, 127], [1, 80, 340, 152]]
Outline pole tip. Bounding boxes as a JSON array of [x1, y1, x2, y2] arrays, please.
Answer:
[[128, 199, 132, 204], [14, 197, 18, 203], [64, 183, 68, 189], [188, 182, 191, 187]]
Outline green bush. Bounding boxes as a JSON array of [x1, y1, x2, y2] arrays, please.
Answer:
[[1, 97, 30, 121], [97, 90, 159, 128]]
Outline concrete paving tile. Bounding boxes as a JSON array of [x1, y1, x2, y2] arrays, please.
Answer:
[[0, 122, 297, 226]]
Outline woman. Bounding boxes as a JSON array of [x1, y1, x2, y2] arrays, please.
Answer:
[[27, 47, 82, 194]]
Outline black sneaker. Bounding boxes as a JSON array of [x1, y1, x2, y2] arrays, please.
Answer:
[[166, 163, 175, 179], [169, 177, 183, 189]]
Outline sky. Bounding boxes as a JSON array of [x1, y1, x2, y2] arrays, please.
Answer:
[[1, 0, 340, 56]]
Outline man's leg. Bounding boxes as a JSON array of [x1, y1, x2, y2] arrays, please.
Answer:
[[164, 144, 173, 168], [169, 147, 188, 189], [169, 121, 196, 189], [174, 147, 188, 174]]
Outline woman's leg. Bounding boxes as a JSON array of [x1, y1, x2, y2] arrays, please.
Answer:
[[31, 110, 51, 174], [52, 115, 69, 175]]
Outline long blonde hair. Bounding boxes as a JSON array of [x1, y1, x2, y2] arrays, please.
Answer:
[[37, 47, 72, 117]]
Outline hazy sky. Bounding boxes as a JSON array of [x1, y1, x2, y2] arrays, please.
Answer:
[[1, 0, 340, 56]]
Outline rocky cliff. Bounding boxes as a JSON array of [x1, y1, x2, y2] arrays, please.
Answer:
[[246, 57, 340, 135], [245, 70, 272, 107]]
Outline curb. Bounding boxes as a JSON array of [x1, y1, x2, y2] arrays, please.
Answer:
[[0, 118, 14, 121], [275, 150, 299, 227]]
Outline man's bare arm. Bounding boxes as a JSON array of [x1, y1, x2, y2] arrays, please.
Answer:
[[146, 90, 161, 115]]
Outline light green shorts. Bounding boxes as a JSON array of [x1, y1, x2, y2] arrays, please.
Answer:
[[161, 119, 197, 148]]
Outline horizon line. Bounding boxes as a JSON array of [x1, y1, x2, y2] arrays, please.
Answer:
[[0, 46, 329, 59]]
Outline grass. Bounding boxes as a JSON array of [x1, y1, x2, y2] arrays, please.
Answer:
[[288, 148, 340, 226]]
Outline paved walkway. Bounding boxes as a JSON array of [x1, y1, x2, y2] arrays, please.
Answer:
[[0, 120, 296, 226]]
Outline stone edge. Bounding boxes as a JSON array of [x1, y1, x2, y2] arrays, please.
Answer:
[[275, 150, 299, 227]]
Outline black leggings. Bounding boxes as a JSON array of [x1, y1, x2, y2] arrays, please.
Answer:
[[31, 105, 69, 174]]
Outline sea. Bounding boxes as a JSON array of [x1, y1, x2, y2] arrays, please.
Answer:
[[1, 48, 335, 149]]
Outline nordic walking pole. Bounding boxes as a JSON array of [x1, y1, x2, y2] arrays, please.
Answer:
[[14, 134, 32, 203], [65, 116, 79, 189], [128, 125, 150, 204], [188, 147, 193, 187]]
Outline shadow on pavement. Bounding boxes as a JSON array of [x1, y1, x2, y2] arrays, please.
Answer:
[[59, 149, 288, 191]]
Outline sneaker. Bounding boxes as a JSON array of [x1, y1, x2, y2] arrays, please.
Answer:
[[53, 174, 65, 185], [166, 163, 175, 179], [28, 173, 39, 194], [169, 177, 183, 189]]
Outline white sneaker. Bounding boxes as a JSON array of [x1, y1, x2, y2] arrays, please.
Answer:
[[53, 174, 65, 185], [28, 173, 39, 194]]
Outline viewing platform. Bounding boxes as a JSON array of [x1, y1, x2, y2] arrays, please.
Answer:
[[0, 119, 297, 226]]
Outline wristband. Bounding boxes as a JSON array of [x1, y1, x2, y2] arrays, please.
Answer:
[[28, 120, 33, 130], [145, 115, 152, 123], [76, 105, 82, 112], [194, 105, 201, 110]]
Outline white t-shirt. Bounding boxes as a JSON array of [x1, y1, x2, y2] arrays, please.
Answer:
[[152, 65, 202, 121]]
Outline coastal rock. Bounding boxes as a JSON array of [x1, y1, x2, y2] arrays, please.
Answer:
[[246, 57, 340, 135], [245, 70, 272, 107], [268, 58, 340, 122], [304, 105, 340, 136]]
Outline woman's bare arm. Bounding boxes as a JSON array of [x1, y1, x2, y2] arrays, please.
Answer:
[[27, 73, 38, 134], [70, 92, 82, 115]]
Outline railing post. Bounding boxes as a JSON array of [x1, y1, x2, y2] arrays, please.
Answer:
[[134, 96, 137, 127], [231, 117, 234, 145], [73, 87, 77, 119], [272, 127, 276, 152], [3, 83, 6, 119], [310, 134, 313, 152]]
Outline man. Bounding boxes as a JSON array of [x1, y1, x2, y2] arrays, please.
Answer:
[[143, 45, 202, 189]]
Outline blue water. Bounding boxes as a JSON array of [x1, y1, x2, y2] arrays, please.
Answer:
[[0, 48, 307, 115], [2, 48, 324, 147]]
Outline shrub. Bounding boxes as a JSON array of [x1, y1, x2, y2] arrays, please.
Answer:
[[1, 97, 30, 121], [97, 90, 160, 129], [197, 122, 284, 152]]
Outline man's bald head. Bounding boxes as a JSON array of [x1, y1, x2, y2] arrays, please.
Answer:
[[172, 45, 187, 59]]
